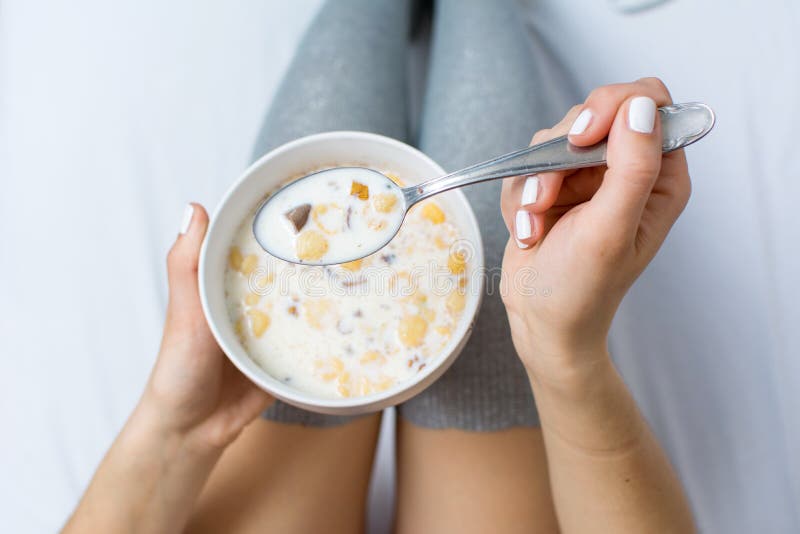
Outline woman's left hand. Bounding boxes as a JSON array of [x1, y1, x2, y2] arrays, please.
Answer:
[[142, 203, 273, 453]]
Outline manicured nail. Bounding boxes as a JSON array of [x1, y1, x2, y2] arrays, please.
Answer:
[[628, 96, 656, 133], [179, 204, 194, 235], [521, 175, 540, 206], [514, 237, 530, 249], [515, 210, 532, 241], [569, 109, 592, 135]]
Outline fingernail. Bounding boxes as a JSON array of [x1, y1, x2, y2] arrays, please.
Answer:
[[628, 96, 656, 133], [515, 210, 532, 241], [569, 109, 592, 135], [514, 237, 530, 249], [179, 204, 194, 235], [521, 175, 540, 206]]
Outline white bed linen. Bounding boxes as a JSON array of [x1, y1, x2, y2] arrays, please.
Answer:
[[2, 1, 800, 533], [522, 1, 800, 532]]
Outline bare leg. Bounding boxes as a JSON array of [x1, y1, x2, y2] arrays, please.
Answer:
[[395, 420, 558, 534], [186, 415, 381, 533]]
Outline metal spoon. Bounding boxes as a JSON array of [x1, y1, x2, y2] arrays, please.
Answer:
[[254, 102, 715, 265]]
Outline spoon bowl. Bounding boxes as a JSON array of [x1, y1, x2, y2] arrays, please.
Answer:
[[252, 166, 407, 265]]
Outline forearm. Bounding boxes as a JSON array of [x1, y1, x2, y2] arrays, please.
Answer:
[[529, 349, 695, 534], [63, 399, 221, 534]]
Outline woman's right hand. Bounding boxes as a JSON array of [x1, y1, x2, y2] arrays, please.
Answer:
[[499, 78, 692, 381]]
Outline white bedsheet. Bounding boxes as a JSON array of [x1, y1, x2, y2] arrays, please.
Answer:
[[522, 2, 800, 531], [2, 1, 799, 533]]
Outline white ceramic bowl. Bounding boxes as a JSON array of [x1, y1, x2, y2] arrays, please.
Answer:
[[199, 131, 484, 415]]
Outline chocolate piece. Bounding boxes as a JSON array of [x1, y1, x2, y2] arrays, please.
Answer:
[[284, 203, 311, 232]]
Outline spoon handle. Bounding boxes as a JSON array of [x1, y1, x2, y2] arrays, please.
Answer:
[[404, 102, 715, 206]]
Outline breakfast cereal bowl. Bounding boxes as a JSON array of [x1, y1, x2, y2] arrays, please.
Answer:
[[199, 131, 484, 415]]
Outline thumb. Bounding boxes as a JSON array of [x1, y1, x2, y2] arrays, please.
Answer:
[[165, 203, 210, 330], [588, 96, 662, 239]]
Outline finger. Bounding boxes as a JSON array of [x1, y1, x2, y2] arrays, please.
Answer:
[[512, 209, 538, 249], [635, 149, 691, 258], [166, 203, 210, 329], [519, 106, 587, 213], [567, 77, 673, 146], [587, 95, 663, 239], [521, 167, 606, 212], [500, 107, 582, 230]]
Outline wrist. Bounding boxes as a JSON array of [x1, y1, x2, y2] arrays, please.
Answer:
[[508, 311, 611, 387], [132, 392, 225, 462]]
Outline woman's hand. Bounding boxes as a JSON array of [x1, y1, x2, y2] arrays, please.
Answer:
[[500, 78, 691, 380], [499, 79, 697, 533], [64, 204, 272, 534], [142, 203, 273, 453]]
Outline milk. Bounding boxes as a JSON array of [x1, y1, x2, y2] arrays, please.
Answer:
[[253, 167, 405, 264], [225, 169, 469, 399]]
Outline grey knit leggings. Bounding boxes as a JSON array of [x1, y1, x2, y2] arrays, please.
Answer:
[[255, 0, 572, 430]]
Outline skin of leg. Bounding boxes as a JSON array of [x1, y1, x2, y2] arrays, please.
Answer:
[[395, 418, 559, 534], [185, 415, 381, 534]]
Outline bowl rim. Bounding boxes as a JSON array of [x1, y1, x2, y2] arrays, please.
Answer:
[[199, 130, 485, 412]]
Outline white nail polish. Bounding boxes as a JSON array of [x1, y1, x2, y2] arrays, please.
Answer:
[[569, 109, 592, 135], [515, 210, 532, 240], [521, 176, 540, 206], [515, 237, 530, 249], [628, 96, 656, 133], [179, 204, 194, 235]]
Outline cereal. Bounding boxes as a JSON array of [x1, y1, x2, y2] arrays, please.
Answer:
[[358, 377, 373, 396], [421, 202, 446, 224], [340, 258, 363, 271], [254, 272, 275, 289], [296, 230, 329, 261], [360, 350, 385, 365], [447, 250, 467, 275], [229, 246, 243, 271], [244, 293, 261, 306], [350, 181, 370, 200], [246, 309, 271, 337], [241, 254, 258, 275], [435, 325, 452, 336], [368, 219, 387, 231], [372, 192, 398, 213], [304, 299, 335, 330], [374, 377, 395, 392], [311, 204, 346, 235], [446, 291, 466, 315], [398, 315, 428, 347], [385, 172, 404, 186]]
